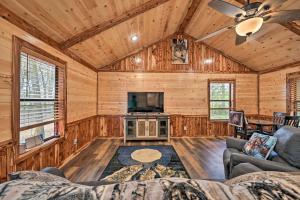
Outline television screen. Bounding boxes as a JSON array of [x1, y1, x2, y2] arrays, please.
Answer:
[[128, 92, 164, 113]]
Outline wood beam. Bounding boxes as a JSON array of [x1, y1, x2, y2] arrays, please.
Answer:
[[59, 0, 171, 49], [0, 4, 97, 72], [280, 22, 300, 36], [177, 0, 203, 34], [259, 61, 300, 74]]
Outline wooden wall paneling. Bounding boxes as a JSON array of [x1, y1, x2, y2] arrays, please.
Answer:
[[170, 115, 184, 137], [96, 115, 235, 138], [0, 141, 14, 182], [97, 115, 124, 137], [99, 35, 255, 73], [0, 116, 98, 182], [259, 65, 300, 116], [0, 146, 8, 182], [98, 72, 258, 115], [0, 18, 98, 143]]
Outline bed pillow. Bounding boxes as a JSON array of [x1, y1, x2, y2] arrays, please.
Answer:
[[242, 132, 277, 159]]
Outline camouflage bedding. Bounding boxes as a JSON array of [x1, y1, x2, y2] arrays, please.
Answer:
[[0, 171, 299, 200]]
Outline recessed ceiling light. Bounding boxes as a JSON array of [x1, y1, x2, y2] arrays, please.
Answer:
[[134, 56, 142, 64], [131, 34, 139, 42]]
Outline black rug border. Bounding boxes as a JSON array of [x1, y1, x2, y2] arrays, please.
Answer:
[[100, 144, 191, 180]]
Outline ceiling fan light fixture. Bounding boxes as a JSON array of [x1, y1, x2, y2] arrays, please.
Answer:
[[235, 17, 263, 36]]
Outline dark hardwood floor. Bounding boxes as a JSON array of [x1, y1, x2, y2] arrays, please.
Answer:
[[61, 137, 226, 182]]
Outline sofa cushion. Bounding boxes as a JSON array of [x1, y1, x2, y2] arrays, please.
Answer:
[[242, 132, 277, 159], [274, 126, 300, 168]]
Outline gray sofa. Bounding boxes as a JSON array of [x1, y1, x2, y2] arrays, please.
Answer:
[[223, 126, 300, 179]]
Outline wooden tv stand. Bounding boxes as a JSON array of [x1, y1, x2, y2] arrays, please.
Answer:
[[124, 113, 170, 143]]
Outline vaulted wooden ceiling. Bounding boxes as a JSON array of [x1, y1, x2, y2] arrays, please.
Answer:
[[1, 0, 299, 71]]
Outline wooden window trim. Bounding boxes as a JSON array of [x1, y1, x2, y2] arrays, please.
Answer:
[[208, 79, 236, 121], [286, 71, 300, 116], [12, 36, 67, 156]]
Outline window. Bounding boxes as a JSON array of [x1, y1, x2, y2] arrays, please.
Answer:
[[287, 72, 300, 116], [209, 80, 235, 120], [13, 37, 66, 153]]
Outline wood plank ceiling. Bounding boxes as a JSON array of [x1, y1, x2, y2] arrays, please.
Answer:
[[186, 0, 300, 71], [1, 0, 299, 71]]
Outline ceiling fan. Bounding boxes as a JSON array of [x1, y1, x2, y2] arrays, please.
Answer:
[[196, 0, 300, 45]]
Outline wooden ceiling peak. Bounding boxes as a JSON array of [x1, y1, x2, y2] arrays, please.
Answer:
[[59, 0, 172, 50], [0, 3, 98, 72], [177, 0, 203, 34]]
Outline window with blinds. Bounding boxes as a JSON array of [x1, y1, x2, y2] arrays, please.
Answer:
[[209, 80, 235, 120], [287, 73, 300, 116], [19, 51, 65, 145]]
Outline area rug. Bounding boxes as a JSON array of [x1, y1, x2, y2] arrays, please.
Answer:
[[99, 145, 190, 183]]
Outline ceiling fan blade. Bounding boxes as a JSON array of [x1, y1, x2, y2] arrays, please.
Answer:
[[208, 0, 246, 18], [195, 25, 235, 42], [264, 10, 300, 24], [235, 35, 247, 45], [258, 0, 287, 14]]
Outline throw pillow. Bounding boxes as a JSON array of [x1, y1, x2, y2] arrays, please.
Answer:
[[242, 132, 277, 159]]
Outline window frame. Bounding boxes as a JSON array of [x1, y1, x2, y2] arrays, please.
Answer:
[[12, 36, 67, 156], [208, 79, 236, 121], [287, 72, 300, 116]]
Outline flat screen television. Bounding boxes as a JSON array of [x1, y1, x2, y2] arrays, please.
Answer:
[[128, 92, 164, 113]]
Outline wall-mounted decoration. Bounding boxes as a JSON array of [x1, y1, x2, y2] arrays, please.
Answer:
[[228, 111, 244, 128], [171, 38, 188, 64]]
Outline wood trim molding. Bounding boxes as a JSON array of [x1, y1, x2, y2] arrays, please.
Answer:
[[0, 140, 13, 148], [0, 4, 97, 72], [259, 61, 300, 74], [207, 79, 236, 121], [177, 0, 202, 34], [12, 36, 67, 156], [59, 0, 171, 49], [67, 115, 98, 127]]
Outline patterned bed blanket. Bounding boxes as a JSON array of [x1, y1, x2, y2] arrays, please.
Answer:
[[0, 171, 299, 200]]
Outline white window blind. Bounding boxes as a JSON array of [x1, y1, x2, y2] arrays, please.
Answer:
[[20, 52, 65, 132]]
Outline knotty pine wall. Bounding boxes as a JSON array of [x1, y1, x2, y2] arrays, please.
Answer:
[[99, 34, 253, 73], [0, 18, 97, 143], [259, 65, 300, 116], [98, 72, 258, 115], [97, 35, 258, 137], [97, 72, 258, 137], [0, 18, 98, 181]]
